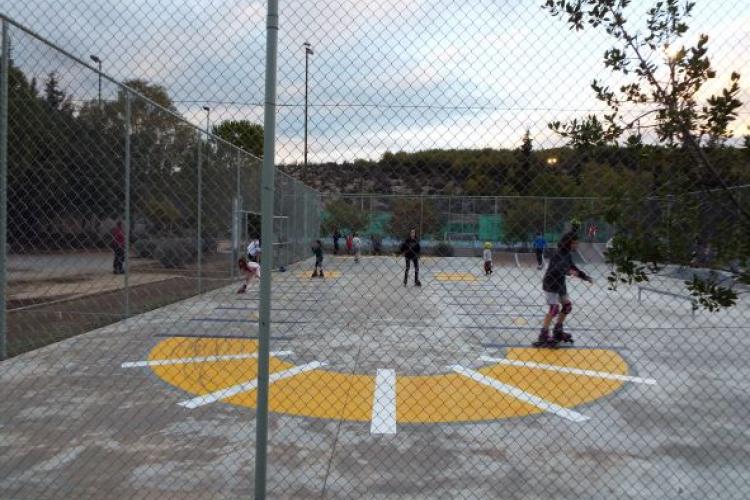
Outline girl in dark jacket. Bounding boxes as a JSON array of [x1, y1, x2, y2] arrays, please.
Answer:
[[534, 232, 593, 346]]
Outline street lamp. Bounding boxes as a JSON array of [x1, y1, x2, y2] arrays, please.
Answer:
[[89, 54, 102, 108], [303, 42, 314, 168]]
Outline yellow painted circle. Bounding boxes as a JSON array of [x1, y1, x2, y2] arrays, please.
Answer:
[[149, 338, 629, 422]]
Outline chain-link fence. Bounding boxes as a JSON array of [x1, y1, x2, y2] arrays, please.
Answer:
[[2, 0, 750, 498]]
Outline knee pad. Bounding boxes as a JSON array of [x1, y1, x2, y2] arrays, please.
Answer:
[[561, 302, 573, 314], [548, 304, 560, 317]]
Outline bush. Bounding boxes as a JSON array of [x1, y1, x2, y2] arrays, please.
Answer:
[[155, 238, 197, 268], [433, 241, 455, 257], [201, 237, 217, 255], [134, 238, 161, 259]]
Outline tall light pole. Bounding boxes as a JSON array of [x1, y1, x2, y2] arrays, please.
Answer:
[[89, 54, 102, 108], [303, 42, 313, 168], [202, 105, 211, 135]]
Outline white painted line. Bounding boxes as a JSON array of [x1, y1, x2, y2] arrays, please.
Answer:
[[576, 249, 589, 264], [449, 365, 589, 422], [514, 253, 521, 268], [479, 356, 657, 385], [371, 369, 397, 435], [177, 361, 326, 409], [121, 351, 293, 368]]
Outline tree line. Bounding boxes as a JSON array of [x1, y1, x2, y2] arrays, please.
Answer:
[[7, 60, 264, 252]]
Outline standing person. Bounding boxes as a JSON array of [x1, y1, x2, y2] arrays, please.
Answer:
[[605, 235, 615, 271], [352, 232, 362, 263], [399, 228, 421, 287], [587, 223, 598, 242], [533, 232, 593, 347], [332, 228, 341, 255], [371, 233, 382, 255], [346, 233, 353, 255], [237, 256, 261, 293], [532, 232, 547, 270], [569, 217, 582, 235], [247, 237, 261, 263], [111, 220, 125, 275], [483, 242, 493, 276], [311, 239, 325, 278]]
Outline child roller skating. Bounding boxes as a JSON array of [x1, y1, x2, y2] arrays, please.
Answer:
[[399, 228, 421, 286], [237, 256, 261, 293], [533, 232, 593, 347], [311, 239, 325, 278], [483, 242, 493, 276]]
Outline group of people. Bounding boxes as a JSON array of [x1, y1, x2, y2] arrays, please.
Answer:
[[331, 229, 362, 260], [235, 220, 593, 349]]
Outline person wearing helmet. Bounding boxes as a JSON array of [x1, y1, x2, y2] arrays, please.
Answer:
[[569, 217, 582, 235], [533, 232, 593, 347], [482, 242, 493, 276]]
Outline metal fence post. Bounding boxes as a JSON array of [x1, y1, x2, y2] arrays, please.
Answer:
[[123, 92, 131, 318], [419, 194, 424, 237], [255, 0, 279, 496], [232, 149, 241, 278], [196, 134, 203, 293], [0, 19, 9, 360]]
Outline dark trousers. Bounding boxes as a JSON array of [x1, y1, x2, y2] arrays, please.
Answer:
[[404, 256, 419, 283], [113, 246, 125, 273], [535, 249, 543, 266]]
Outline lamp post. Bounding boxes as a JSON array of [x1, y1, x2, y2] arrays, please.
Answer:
[[89, 54, 102, 108], [202, 105, 211, 135], [303, 42, 313, 168]]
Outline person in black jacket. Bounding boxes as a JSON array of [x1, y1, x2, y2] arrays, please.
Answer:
[[399, 228, 422, 286], [533, 232, 592, 346]]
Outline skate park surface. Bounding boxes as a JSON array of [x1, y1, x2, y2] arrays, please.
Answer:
[[2, 255, 749, 498]]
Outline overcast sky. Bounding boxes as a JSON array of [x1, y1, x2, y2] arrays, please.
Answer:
[[5, 0, 750, 162]]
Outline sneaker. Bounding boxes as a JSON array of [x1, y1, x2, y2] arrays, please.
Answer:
[[319, 271, 325, 278], [311, 271, 318, 278], [415, 280, 422, 287], [237, 284, 247, 294]]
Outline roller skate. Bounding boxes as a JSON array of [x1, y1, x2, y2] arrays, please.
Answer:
[[553, 323, 573, 344], [532, 328, 556, 347]]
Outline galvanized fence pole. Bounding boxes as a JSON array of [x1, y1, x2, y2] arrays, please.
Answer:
[[0, 18, 8, 360], [196, 135, 203, 293], [255, 0, 279, 496], [232, 149, 241, 278], [123, 92, 131, 318]]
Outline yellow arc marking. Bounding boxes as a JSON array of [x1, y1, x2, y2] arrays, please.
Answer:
[[149, 337, 629, 423], [435, 272, 477, 282], [297, 271, 342, 279]]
